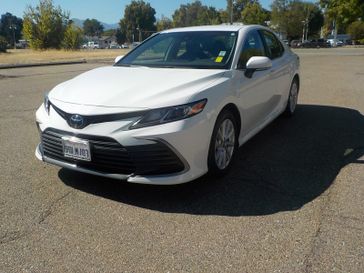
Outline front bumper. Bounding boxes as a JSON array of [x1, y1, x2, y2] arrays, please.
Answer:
[[35, 104, 214, 185]]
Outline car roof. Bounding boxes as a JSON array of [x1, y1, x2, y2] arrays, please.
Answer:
[[160, 24, 256, 33]]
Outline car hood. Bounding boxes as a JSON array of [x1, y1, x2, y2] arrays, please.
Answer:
[[49, 66, 226, 109]]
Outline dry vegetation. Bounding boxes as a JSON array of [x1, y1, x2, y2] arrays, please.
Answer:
[[0, 49, 130, 65]]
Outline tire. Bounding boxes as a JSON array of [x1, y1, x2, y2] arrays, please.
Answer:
[[284, 78, 299, 117], [208, 110, 239, 176]]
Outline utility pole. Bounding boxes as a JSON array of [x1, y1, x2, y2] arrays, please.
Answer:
[[229, 0, 234, 25], [301, 22, 305, 43], [9, 24, 17, 49], [137, 26, 142, 42]]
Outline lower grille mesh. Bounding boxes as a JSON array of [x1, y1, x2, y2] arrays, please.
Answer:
[[41, 129, 185, 175]]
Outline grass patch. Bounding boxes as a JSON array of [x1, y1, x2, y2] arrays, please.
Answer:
[[0, 49, 130, 65]]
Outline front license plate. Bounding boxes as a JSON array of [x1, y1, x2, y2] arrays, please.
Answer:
[[62, 136, 91, 161]]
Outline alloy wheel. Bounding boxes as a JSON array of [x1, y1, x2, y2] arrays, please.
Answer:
[[214, 119, 236, 170]]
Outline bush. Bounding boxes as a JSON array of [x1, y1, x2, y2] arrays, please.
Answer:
[[347, 21, 364, 41], [357, 38, 364, 45], [0, 36, 7, 52]]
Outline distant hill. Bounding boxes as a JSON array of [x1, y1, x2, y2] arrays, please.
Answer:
[[71, 18, 119, 30]]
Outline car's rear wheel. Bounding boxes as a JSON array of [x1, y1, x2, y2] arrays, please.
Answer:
[[208, 110, 238, 176], [284, 78, 299, 116]]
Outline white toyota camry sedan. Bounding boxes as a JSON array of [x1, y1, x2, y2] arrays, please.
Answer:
[[35, 24, 300, 185]]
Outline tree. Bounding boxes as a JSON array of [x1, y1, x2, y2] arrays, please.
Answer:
[[83, 18, 104, 37], [115, 28, 126, 44], [200, 6, 222, 25], [226, 0, 257, 22], [0, 36, 7, 52], [241, 2, 268, 25], [102, 29, 116, 36], [271, 0, 290, 35], [0, 13, 23, 46], [156, 16, 173, 31], [271, 0, 324, 40], [347, 21, 364, 41], [308, 6, 324, 38], [119, 0, 156, 42], [23, 0, 69, 49], [320, 0, 364, 32], [172, 1, 222, 27], [62, 23, 83, 50]]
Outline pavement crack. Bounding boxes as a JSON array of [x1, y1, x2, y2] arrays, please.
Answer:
[[303, 181, 336, 273], [0, 74, 22, 80], [325, 214, 364, 232], [1, 190, 74, 245], [0, 230, 32, 245], [38, 190, 73, 224]]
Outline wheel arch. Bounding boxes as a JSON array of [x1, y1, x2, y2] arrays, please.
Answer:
[[219, 103, 242, 138], [293, 74, 300, 92]]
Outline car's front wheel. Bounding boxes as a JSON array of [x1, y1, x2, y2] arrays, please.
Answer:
[[284, 78, 299, 116], [208, 110, 238, 176]]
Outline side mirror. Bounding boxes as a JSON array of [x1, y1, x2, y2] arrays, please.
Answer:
[[244, 56, 272, 78], [114, 55, 124, 63]]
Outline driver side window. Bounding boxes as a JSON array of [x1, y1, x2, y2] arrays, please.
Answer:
[[238, 31, 266, 69]]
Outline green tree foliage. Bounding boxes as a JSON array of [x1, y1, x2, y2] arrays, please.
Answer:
[[347, 21, 364, 40], [172, 1, 222, 27], [156, 16, 173, 31], [102, 29, 116, 36], [62, 23, 83, 50], [115, 28, 126, 44], [271, 0, 290, 34], [0, 13, 23, 45], [320, 0, 364, 31], [271, 0, 324, 40], [308, 7, 324, 37], [241, 2, 269, 25], [23, 0, 69, 49], [219, 9, 230, 24], [83, 18, 104, 37], [119, 0, 156, 42], [0, 36, 7, 52], [227, 0, 257, 22]]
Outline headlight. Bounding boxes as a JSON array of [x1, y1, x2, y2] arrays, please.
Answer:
[[44, 92, 50, 114], [130, 99, 207, 129]]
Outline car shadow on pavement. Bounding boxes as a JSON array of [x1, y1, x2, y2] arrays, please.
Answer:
[[59, 104, 364, 216]]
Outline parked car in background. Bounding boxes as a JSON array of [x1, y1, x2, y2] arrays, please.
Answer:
[[327, 39, 343, 47], [15, 39, 29, 49], [132, 42, 141, 48], [109, 42, 121, 49], [290, 40, 301, 48], [301, 39, 330, 48], [121, 44, 129, 49], [35, 25, 300, 185], [82, 41, 100, 49]]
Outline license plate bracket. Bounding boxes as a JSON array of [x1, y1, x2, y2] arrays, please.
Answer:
[[62, 136, 91, 161]]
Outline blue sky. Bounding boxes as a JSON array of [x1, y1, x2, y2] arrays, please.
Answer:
[[1, 0, 276, 23]]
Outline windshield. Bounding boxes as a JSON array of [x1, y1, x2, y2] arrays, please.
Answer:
[[116, 31, 238, 69]]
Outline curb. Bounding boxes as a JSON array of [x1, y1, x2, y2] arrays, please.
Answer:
[[0, 59, 87, 69]]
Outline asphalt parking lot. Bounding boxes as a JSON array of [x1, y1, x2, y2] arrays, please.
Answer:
[[1, 48, 364, 272]]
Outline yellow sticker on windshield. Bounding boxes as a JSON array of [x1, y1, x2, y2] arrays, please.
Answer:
[[215, 56, 223, 63]]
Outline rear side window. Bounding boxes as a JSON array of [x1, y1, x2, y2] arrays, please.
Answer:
[[238, 30, 266, 69], [260, 30, 284, 60]]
